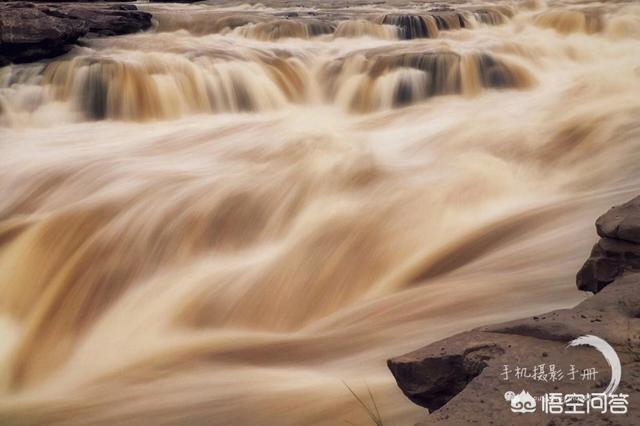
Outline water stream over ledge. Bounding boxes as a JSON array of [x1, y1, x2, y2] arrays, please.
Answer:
[[1, 0, 640, 424]]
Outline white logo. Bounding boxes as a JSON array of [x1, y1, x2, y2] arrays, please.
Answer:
[[503, 335, 629, 415], [567, 335, 621, 395], [505, 390, 536, 413]]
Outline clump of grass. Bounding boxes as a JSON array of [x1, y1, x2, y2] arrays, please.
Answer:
[[342, 380, 384, 426]]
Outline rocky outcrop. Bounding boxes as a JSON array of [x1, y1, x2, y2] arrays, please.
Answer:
[[388, 196, 640, 425], [578, 196, 640, 293], [595, 197, 640, 243], [0, 2, 152, 66]]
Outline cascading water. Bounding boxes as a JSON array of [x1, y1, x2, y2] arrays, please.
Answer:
[[1, 0, 640, 425]]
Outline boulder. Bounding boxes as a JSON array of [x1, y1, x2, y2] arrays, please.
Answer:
[[578, 195, 640, 293], [0, 2, 152, 66], [596, 195, 640, 244]]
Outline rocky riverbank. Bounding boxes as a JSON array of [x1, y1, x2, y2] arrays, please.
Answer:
[[388, 196, 640, 425], [0, 1, 152, 66]]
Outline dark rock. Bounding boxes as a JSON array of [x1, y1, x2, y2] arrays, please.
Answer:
[[0, 2, 152, 65], [389, 196, 640, 425], [0, 2, 87, 66], [596, 196, 640, 244], [58, 5, 153, 37], [577, 238, 640, 293], [388, 344, 504, 411], [578, 196, 640, 293]]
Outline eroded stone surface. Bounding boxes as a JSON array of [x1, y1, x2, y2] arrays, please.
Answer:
[[0, 2, 152, 65], [578, 196, 640, 293], [596, 196, 640, 244]]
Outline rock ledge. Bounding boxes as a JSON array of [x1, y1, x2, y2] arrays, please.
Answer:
[[0, 2, 152, 66], [389, 196, 640, 425]]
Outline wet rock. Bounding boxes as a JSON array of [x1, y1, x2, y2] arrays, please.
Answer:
[[388, 196, 640, 425], [0, 2, 152, 66]]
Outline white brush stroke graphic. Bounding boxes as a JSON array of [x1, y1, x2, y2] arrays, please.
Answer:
[[568, 335, 621, 396]]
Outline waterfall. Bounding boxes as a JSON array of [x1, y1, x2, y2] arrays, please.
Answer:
[[1, 1, 639, 425]]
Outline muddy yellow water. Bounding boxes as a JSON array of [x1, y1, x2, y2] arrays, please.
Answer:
[[1, 0, 640, 424]]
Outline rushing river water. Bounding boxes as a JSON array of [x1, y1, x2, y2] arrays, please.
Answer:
[[1, 0, 640, 424]]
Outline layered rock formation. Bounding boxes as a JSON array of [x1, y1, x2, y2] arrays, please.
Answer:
[[389, 196, 640, 425], [578, 196, 640, 293], [0, 2, 152, 66]]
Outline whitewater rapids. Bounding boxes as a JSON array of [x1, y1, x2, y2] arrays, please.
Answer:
[[1, 0, 640, 424]]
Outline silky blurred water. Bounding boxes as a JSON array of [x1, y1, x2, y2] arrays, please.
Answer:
[[1, 1, 640, 424]]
